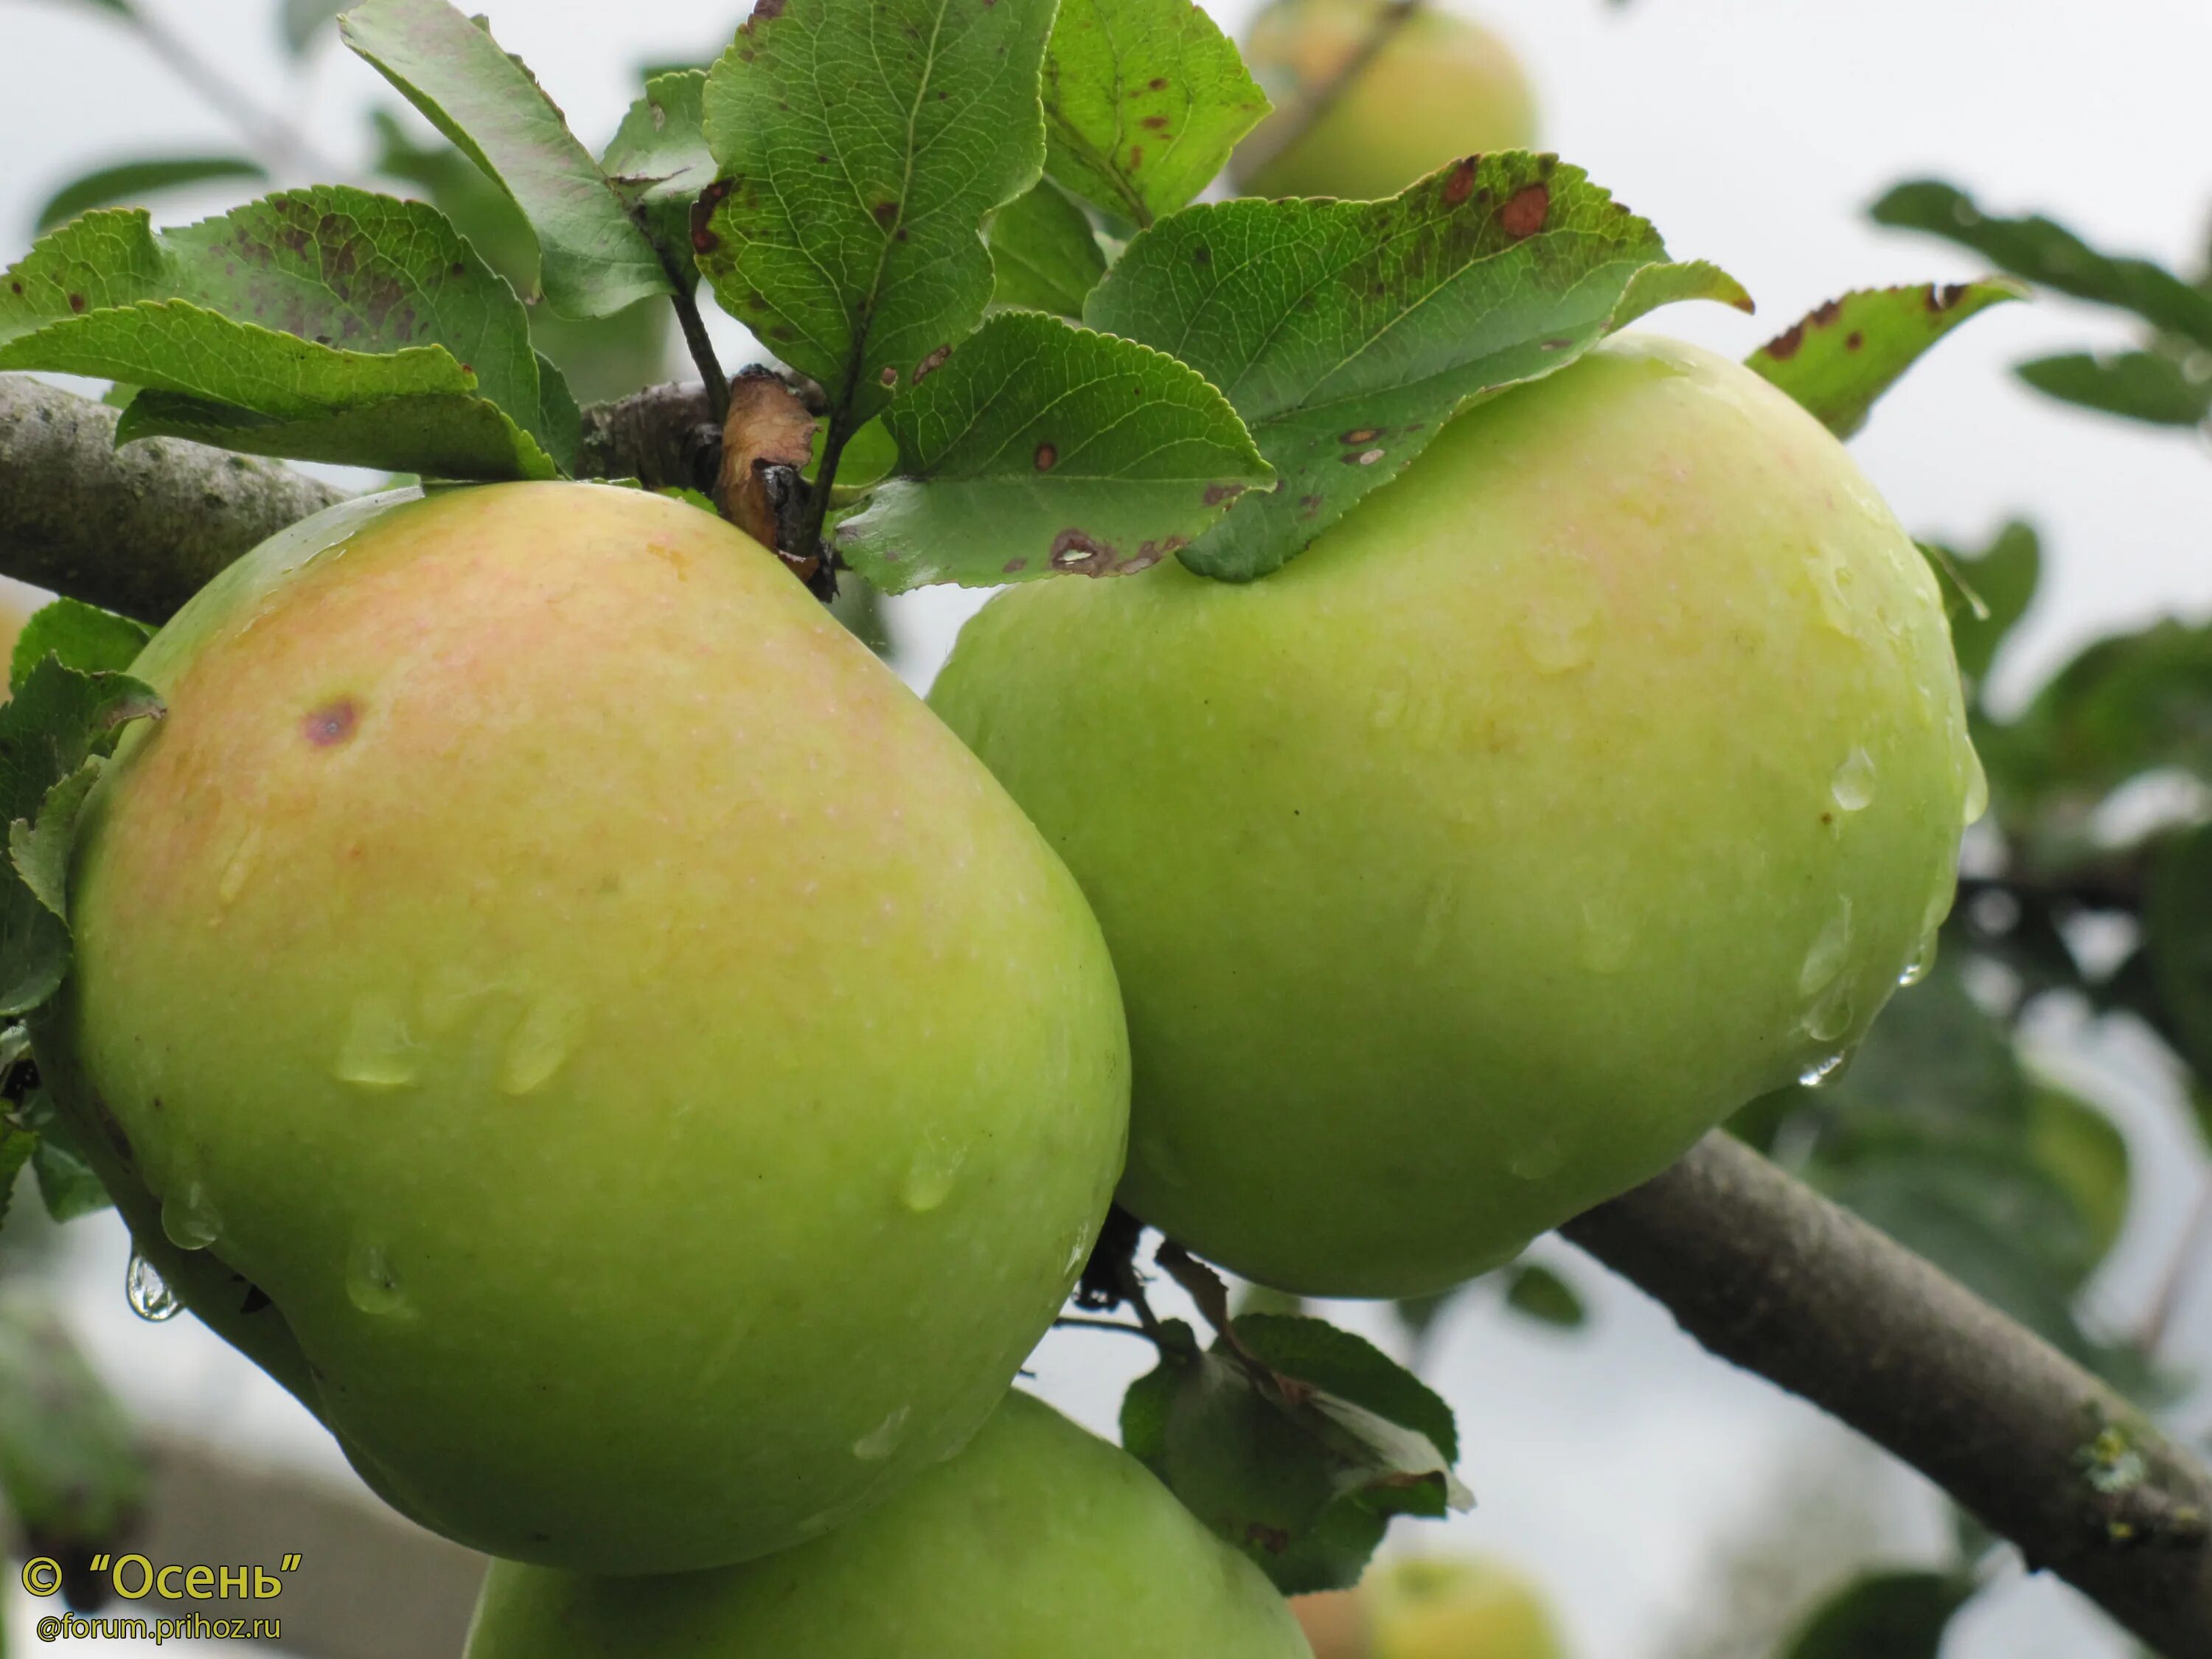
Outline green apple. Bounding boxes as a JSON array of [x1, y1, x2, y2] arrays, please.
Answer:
[[36, 481, 1130, 1571], [1296, 1557, 1565, 1658], [931, 335, 1980, 1297], [464, 1389, 1314, 1658], [1230, 0, 1538, 202]]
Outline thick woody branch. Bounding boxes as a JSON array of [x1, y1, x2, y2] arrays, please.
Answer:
[[0, 375, 340, 623], [1563, 1133, 2212, 1658]]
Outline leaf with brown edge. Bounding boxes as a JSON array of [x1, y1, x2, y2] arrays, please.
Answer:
[[1746, 279, 2026, 439]]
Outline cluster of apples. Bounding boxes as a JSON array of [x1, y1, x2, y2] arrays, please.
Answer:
[[32, 9, 1981, 1655]]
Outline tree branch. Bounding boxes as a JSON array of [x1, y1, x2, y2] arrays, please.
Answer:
[[0, 375, 341, 623], [1562, 1132, 2212, 1658]]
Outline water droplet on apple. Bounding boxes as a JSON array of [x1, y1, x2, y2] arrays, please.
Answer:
[[852, 1405, 912, 1461], [499, 992, 582, 1096], [1797, 898, 1854, 995], [217, 823, 262, 907], [1829, 748, 1876, 813], [1509, 1132, 1566, 1180], [346, 1239, 408, 1316], [1578, 895, 1635, 973], [1898, 929, 1938, 987], [1514, 588, 1599, 673], [1797, 1049, 1851, 1089], [159, 1178, 222, 1251], [1961, 741, 1989, 827], [1803, 978, 1857, 1043], [900, 1135, 965, 1214], [334, 995, 422, 1089], [126, 1248, 180, 1321]]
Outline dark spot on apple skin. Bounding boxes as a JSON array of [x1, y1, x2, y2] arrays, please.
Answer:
[[1441, 158, 1479, 207], [67, 293, 86, 313], [1499, 182, 1549, 239], [302, 699, 358, 747], [1034, 442, 1057, 471]]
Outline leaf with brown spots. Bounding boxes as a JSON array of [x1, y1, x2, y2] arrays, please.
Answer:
[[1874, 180, 2212, 352], [341, 0, 673, 320], [1746, 279, 2025, 439], [1120, 1310, 1467, 1595], [601, 70, 717, 282], [832, 310, 1268, 591], [698, 0, 1054, 425], [1042, 0, 1270, 227], [1086, 153, 1749, 582], [0, 189, 573, 474]]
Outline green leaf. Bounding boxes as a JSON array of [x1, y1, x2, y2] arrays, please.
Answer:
[[1120, 1312, 1467, 1595], [35, 156, 268, 233], [990, 181, 1109, 319], [1085, 154, 1752, 582], [1502, 1262, 1587, 1329], [0, 661, 162, 1019], [698, 0, 1054, 422], [19, 1095, 111, 1222], [10, 600, 153, 695], [1746, 280, 2025, 439], [2017, 350, 2212, 428], [341, 0, 674, 319], [0, 1119, 34, 1234], [1780, 1570, 1974, 1659], [11, 761, 104, 922], [1917, 520, 2040, 689], [1991, 619, 2212, 813], [2149, 824, 2212, 1085], [0, 1287, 150, 1573], [2026, 1080, 2130, 1272], [832, 311, 1272, 591], [1041, 0, 1270, 227], [0, 192, 572, 474], [601, 70, 714, 277], [1871, 181, 2212, 351], [282, 0, 349, 54]]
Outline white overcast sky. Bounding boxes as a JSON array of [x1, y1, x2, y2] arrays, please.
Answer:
[[1, 3, 2210, 1656]]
